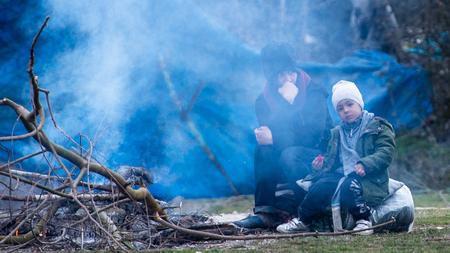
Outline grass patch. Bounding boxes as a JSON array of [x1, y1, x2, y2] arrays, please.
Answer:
[[269, 227, 450, 253], [160, 192, 449, 252], [414, 191, 450, 207], [142, 226, 450, 253], [393, 134, 450, 190], [415, 208, 450, 225], [396, 135, 450, 159]]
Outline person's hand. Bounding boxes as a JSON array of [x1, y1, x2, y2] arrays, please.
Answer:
[[254, 126, 273, 145], [277, 81, 298, 104], [312, 154, 324, 170], [354, 163, 366, 177]]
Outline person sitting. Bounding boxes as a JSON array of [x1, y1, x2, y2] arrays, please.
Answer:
[[232, 43, 332, 229], [276, 80, 395, 235]]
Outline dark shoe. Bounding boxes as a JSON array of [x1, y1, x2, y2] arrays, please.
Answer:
[[232, 215, 268, 229], [276, 218, 310, 233]]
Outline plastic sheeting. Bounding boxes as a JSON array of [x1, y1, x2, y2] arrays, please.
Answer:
[[341, 178, 415, 232], [371, 179, 415, 232], [301, 50, 433, 128]]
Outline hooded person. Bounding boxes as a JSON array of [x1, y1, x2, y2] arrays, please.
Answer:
[[232, 42, 333, 229], [276, 80, 395, 235]]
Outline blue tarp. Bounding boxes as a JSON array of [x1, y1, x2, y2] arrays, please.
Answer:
[[302, 50, 433, 128]]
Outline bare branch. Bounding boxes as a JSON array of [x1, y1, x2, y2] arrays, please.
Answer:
[[28, 16, 49, 113], [159, 56, 239, 195], [70, 198, 131, 227], [0, 150, 47, 171], [0, 17, 50, 141], [0, 98, 44, 141], [0, 170, 72, 198], [0, 193, 128, 202], [155, 213, 396, 241], [181, 80, 205, 120], [0, 198, 61, 245]]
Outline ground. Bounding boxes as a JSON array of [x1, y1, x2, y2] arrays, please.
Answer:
[[148, 192, 450, 252]]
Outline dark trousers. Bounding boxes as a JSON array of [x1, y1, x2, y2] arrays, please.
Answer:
[[298, 173, 371, 224], [254, 145, 319, 216]]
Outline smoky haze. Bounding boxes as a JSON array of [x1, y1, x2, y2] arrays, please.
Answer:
[[0, 1, 430, 199], [2, 0, 269, 199]]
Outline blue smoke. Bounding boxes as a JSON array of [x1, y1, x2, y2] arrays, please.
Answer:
[[1, 0, 262, 199]]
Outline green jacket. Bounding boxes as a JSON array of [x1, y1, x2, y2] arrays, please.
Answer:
[[322, 116, 396, 206]]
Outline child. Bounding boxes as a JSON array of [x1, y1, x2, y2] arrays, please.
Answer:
[[276, 80, 396, 235]]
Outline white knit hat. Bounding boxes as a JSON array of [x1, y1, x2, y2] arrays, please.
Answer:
[[331, 80, 364, 110]]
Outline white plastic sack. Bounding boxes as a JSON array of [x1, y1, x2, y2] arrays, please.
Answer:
[[371, 179, 415, 232]]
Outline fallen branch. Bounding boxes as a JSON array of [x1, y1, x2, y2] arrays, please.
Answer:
[[0, 169, 115, 194], [0, 193, 128, 202], [0, 170, 72, 199], [70, 198, 132, 227], [155, 213, 396, 240], [5, 169, 61, 181], [0, 199, 61, 245]]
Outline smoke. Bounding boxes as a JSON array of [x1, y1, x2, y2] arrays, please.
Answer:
[[1, 0, 431, 199], [30, 0, 262, 198], [41, 1, 153, 155]]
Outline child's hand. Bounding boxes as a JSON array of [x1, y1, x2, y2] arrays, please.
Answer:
[[312, 154, 324, 170], [354, 163, 366, 176], [254, 126, 273, 145]]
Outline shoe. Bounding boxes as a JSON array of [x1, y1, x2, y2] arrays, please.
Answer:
[[353, 219, 373, 235], [276, 218, 309, 233], [231, 215, 268, 229]]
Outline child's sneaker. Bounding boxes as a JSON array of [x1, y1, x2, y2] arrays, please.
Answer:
[[353, 219, 373, 235], [276, 218, 309, 233]]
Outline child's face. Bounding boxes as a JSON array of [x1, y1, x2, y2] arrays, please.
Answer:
[[336, 99, 363, 123]]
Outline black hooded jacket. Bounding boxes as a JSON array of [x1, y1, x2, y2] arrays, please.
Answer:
[[255, 72, 332, 153]]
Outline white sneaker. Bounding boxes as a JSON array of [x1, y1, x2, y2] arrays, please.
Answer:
[[353, 219, 373, 235], [276, 218, 309, 233]]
